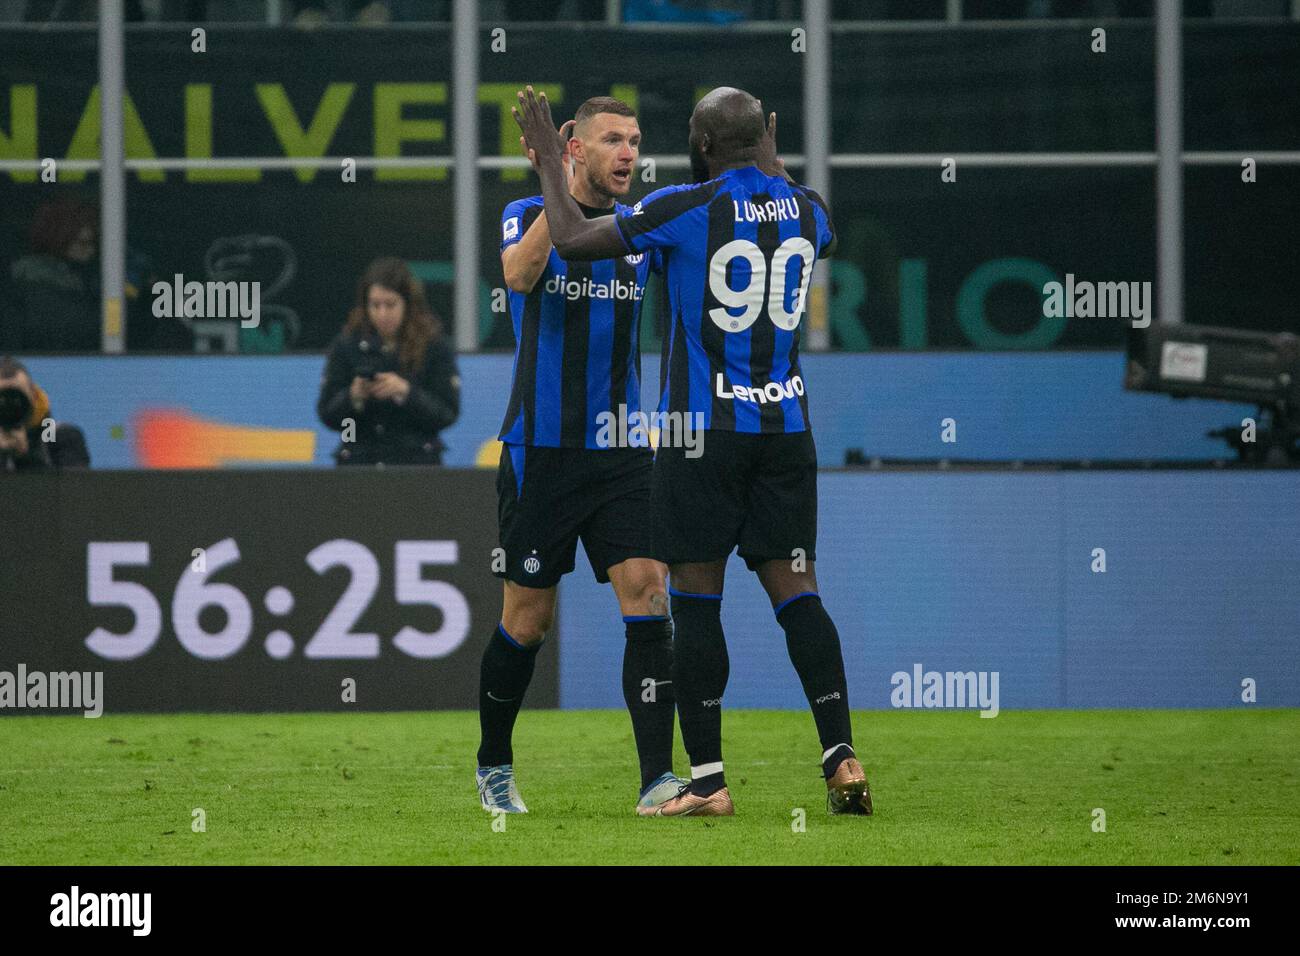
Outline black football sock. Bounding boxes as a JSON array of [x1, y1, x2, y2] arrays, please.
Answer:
[[775, 592, 855, 778], [622, 615, 677, 792], [476, 623, 542, 768], [670, 590, 729, 796]]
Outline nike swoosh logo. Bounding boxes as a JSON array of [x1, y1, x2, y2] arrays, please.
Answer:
[[486, 692, 516, 702]]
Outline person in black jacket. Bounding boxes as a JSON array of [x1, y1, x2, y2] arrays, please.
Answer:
[[317, 258, 460, 466], [5, 197, 100, 352], [0, 356, 90, 473]]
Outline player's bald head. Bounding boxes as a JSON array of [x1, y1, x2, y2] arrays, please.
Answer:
[[689, 87, 765, 162]]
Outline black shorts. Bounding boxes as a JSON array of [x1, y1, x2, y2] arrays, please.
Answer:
[[651, 429, 818, 571], [496, 442, 654, 588]]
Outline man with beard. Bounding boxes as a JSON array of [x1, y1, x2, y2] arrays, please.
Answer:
[[476, 97, 688, 815], [513, 85, 871, 818]]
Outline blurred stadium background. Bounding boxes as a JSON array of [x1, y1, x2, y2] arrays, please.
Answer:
[[1, 0, 1298, 719]]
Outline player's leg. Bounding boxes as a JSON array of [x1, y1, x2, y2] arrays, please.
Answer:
[[478, 443, 578, 813], [665, 558, 733, 808], [476, 581, 555, 814], [479, 581, 555, 763], [755, 559, 854, 773], [606, 557, 685, 806], [745, 431, 871, 814], [637, 432, 750, 816], [577, 447, 685, 807]]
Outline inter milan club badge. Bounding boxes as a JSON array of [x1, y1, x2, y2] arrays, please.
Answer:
[[523, 551, 541, 575]]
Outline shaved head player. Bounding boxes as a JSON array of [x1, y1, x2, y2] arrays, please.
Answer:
[[514, 85, 871, 817]]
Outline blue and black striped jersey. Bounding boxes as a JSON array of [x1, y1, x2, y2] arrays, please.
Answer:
[[498, 194, 659, 448], [614, 165, 834, 433]]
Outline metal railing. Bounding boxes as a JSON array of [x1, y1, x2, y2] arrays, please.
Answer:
[[11, 2, 1292, 351], [7, 150, 1298, 175]]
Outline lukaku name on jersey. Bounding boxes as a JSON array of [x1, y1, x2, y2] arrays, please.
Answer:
[[614, 164, 834, 435], [510, 84, 871, 819]]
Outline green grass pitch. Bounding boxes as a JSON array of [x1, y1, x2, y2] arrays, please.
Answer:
[[1, 709, 1296, 865]]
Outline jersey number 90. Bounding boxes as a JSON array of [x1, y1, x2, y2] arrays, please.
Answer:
[[708, 237, 816, 333]]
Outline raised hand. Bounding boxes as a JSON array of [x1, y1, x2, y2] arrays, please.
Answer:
[[512, 86, 567, 171], [519, 117, 577, 186], [510, 85, 627, 261]]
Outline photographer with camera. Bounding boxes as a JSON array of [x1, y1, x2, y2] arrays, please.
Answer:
[[0, 356, 90, 472], [317, 258, 460, 466]]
